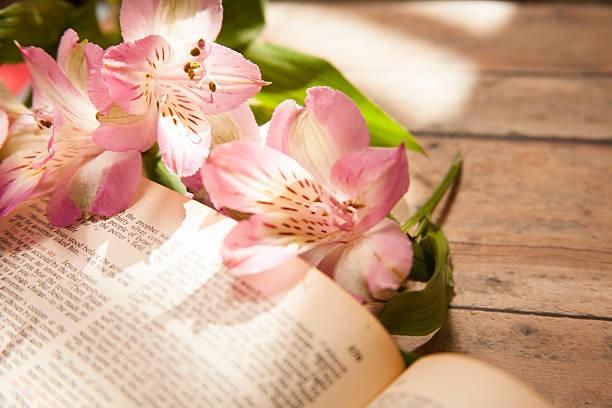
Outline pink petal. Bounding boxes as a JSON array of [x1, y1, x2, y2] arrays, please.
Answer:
[[0, 109, 8, 148], [334, 219, 412, 301], [93, 105, 157, 152], [301, 242, 342, 268], [221, 215, 301, 276], [267, 87, 370, 185], [181, 173, 203, 193], [202, 43, 265, 114], [84, 42, 113, 113], [67, 150, 143, 219], [57, 29, 79, 69], [120, 0, 223, 43], [209, 103, 263, 145], [0, 152, 46, 217], [101, 35, 170, 115], [331, 145, 409, 232], [158, 113, 211, 177], [46, 171, 82, 227], [201, 141, 315, 214], [56, 29, 88, 94], [19, 45, 98, 132]]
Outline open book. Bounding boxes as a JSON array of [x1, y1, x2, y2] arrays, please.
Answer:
[[0, 179, 551, 407]]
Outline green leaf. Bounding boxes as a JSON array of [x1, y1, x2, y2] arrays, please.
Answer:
[[379, 219, 454, 336], [402, 153, 463, 233], [409, 240, 435, 282], [142, 145, 187, 195], [0, 0, 72, 63], [216, 0, 266, 51], [244, 41, 424, 153]]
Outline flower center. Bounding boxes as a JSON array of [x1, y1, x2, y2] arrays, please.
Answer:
[[31, 107, 54, 129], [182, 38, 217, 95]]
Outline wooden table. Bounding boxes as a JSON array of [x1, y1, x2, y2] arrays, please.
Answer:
[[263, 2, 612, 406]]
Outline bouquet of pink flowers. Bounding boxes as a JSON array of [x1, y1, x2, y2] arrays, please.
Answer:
[[0, 0, 461, 337]]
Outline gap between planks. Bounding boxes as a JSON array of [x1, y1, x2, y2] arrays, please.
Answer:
[[413, 131, 612, 146], [449, 305, 612, 323]]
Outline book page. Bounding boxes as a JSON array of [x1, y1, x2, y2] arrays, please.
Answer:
[[368, 353, 552, 407], [0, 179, 404, 408]]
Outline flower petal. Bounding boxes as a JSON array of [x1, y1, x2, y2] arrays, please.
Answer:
[[203, 43, 264, 114], [0, 149, 48, 217], [221, 215, 302, 276], [202, 141, 316, 214], [158, 113, 211, 177], [267, 87, 370, 185], [46, 170, 82, 227], [66, 150, 142, 220], [0, 124, 53, 217], [101, 35, 169, 115], [331, 145, 409, 232], [209, 103, 262, 145], [93, 105, 158, 152], [57, 29, 88, 94], [84, 42, 114, 113], [120, 0, 223, 44], [334, 219, 412, 301], [19, 45, 98, 132]]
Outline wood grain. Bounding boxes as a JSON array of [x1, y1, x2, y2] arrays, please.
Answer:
[[394, 137, 612, 317], [265, 2, 612, 73], [415, 309, 612, 408], [264, 2, 612, 140], [347, 73, 612, 140]]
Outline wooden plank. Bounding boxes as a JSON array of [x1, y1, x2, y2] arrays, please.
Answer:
[[346, 73, 612, 140], [263, 3, 612, 140], [265, 2, 612, 73], [413, 309, 612, 408], [393, 137, 612, 317]]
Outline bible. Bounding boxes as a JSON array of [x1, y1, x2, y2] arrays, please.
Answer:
[[0, 179, 551, 407]]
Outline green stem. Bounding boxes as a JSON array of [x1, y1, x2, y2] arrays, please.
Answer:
[[401, 153, 463, 233]]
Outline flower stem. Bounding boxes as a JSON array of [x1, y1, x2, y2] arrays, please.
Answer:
[[402, 153, 463, 234]]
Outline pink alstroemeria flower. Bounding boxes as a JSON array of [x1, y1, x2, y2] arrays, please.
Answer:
[[91, 0, 265, 178], [0, 31, 142, 226], [202, 87, 413, 301]]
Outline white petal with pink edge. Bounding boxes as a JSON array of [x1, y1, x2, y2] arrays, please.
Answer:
[[0, 150, 48, 217], [50, 150, 143, 226], [120, 0, 223, 44], [20, 45, 98, 133], [267, 87, 370, 186], [202, 141, 319, 214], [57, 29, 88, 94], [209, 103, 262, 145], [334, 219, 412, 301], [202, 43, 265, 114], [158, 112, 211, 177]]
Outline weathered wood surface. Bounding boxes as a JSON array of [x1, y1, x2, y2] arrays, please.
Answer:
[[348, 73, 612, 140], [264, 2, 612, 140], [398, 137, 612, 318], [265, 2, 612, 407], [265, 2, 612, 73], [416, 309, 612, 408]]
